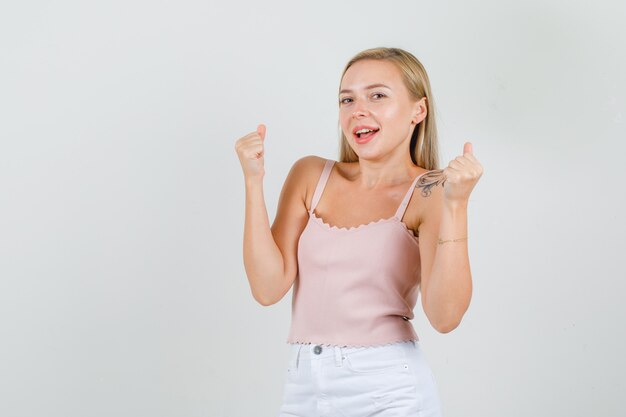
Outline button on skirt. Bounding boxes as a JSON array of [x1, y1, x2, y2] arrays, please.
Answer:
[[278, 340, 443, 416]]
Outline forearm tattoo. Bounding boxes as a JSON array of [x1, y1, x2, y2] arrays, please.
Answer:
[[415, 169, 446, 197]]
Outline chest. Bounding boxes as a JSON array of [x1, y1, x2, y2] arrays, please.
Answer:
[[308, 185, 422, 235], [298, 212, 421, 288]]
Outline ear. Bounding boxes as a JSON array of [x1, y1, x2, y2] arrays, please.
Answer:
[[412, 97, 427, 124]]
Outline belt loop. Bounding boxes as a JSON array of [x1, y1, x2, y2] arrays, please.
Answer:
[[296, 344, 303, 368], [334, 346, 343, 367]]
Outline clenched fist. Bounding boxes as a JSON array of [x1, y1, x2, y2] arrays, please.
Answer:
[[235, 124, 266, 181], [442, 142, 484, 203]]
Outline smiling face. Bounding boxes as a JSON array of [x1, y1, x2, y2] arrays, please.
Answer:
[[339, 59, 426, 161]]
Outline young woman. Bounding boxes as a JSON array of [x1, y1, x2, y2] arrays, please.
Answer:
[[235, 47, 483, 416]]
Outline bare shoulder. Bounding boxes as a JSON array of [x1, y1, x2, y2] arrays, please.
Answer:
[[413, 169, 447, 231], [287, 155, 329, 211], [269, 155, 329, 228], [290, 154, 327, 176]]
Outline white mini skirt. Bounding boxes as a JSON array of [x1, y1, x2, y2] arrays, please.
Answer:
[[278, 340, 443, 416]]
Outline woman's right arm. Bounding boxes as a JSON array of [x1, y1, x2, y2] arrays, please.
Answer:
[[235, 124, 317, 305]]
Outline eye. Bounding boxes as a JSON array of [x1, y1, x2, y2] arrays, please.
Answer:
[[372, 93, 386, 99], [339, 97, 352, 105]]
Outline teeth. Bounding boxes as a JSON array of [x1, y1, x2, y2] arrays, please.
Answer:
[[356, 128, 375, 135]]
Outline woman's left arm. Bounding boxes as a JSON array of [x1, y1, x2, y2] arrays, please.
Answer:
[[418, 142, 483, 333]]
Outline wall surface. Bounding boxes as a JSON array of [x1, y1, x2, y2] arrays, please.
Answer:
[[1, 1, 624, 416]]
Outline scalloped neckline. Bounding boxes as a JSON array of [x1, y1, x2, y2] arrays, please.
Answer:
[[310, 210, 419, 241]]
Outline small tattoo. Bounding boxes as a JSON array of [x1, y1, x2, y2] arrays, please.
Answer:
[[415, 169, 446, 197]]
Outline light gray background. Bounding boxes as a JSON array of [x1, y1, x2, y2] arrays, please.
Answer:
[[1, 0, 624, 416]]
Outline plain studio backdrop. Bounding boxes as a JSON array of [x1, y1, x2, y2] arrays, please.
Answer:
[[1, 0, 624, 416]]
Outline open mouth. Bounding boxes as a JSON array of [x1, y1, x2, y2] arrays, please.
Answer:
[[354, 127, 380, 142]]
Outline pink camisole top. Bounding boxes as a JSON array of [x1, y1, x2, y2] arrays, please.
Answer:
[[286, 159, 431, 348]]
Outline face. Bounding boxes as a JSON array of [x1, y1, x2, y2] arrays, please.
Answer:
[[339, 59, 426, 161]]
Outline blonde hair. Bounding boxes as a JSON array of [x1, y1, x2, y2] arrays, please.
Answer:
[[337, 47, 440, 170]]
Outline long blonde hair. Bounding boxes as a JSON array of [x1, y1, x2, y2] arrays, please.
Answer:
[[337, 47, 440, 170]]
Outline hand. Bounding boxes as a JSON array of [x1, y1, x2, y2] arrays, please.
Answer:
[[235, 124, 266, 180], [442, 142, 483, 203]]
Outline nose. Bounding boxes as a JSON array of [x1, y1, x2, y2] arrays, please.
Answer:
[[351, 98, 370, 118], [352, 106, 369, 119]]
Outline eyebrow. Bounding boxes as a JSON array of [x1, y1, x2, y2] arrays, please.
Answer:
[[339, 83, 392, 95]]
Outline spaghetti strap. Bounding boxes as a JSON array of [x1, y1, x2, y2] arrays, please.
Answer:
[[394, 170, 432, 221], [309, 159, 335, 213]]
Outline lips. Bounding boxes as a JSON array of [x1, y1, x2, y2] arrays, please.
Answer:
[[352, 125, 380, 144], [352, 125, 380, 137], [355, 129, 379, 144]]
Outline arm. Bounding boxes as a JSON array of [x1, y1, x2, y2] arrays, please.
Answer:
[[242, 174, 285, 306], [417, 142, 483, 332], [242, 156, 319, 306], [418, 193, 472, 333]]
